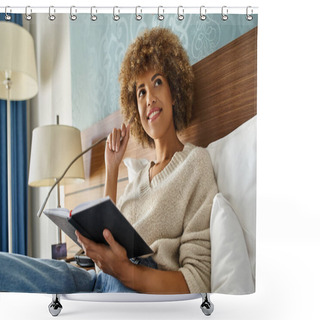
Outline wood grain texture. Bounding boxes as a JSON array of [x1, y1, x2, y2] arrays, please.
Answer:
[[65, 27, 257, 210]]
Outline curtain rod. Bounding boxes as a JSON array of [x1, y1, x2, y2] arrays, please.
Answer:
[[0, 6, 258, 16]]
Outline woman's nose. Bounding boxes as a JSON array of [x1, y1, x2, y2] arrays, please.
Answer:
[[147, 90, 156, 106]]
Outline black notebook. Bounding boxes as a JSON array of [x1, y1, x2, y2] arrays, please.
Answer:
[[43, 196, 153, 259]]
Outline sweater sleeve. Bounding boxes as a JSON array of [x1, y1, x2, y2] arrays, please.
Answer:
[[178, 148, 218, 293]]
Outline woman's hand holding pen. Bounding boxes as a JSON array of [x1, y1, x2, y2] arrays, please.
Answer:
[[104, 122, 130, 202], [105, 123, 130, 171]]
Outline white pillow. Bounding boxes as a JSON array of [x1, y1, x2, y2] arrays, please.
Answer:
[[210, 193, 254, 294], [206, 116, 256, 281]]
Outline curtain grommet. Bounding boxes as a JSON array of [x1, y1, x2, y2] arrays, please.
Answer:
[[246, 6, 253, 21], [70, 6, 77, 21], [90, 6, 97, 21], [113, 6, 120, 21], [221, 6, 228, 21], [158, 6, 164, 21], [135, 6, 142, 21], [177, 6, 184, 21], [200, 6, 207, 21], [25, 6, 32, 21], [5, 6, 12, 21], [48, 6, 56, 21]]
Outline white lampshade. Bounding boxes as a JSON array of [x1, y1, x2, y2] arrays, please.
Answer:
[[28, 125, 85, 187], [0, 21, 38, 100]]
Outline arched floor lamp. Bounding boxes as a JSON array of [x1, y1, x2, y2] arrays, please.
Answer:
[[0, 21, 38, 253]]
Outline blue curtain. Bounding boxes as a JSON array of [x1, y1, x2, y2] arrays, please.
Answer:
[[0, 95, 8, 252], [0, 14, 28, 254]]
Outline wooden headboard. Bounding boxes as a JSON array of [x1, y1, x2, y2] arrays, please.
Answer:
[[65, 26, 257, 218]]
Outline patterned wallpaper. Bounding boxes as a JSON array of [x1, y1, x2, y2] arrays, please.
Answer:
[[70, 14, 257, 130]]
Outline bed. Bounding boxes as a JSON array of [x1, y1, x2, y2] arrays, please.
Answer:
[[49, 26, 257, 316]]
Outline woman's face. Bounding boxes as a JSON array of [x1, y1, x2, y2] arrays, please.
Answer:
[[136, 70, 175, 142]]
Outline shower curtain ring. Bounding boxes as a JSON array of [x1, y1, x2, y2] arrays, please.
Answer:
[[177, 6, 184, 21], [246, 6, 253, 21], [25, 6, 32, 21], [158, 6, 164, 21], [135, 6, 142, 21], [221, 6, 228, 21], [113, 6, 120, 21], [70, 6, 77, 21], [48, 6, 56, 21], [4, 6, 12, 21], [200, 6, 207, 21], [91, 7, 97, 21]]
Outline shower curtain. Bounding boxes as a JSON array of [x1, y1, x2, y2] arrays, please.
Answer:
[[1, 7, 257, 297]]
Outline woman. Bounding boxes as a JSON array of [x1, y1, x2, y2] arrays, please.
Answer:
[[76, 27, 218, 294], [0, 27, 217, 294]]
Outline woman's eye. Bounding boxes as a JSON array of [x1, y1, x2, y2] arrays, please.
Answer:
[[138, 89, 145, 98], [155, 78, 162, 86]]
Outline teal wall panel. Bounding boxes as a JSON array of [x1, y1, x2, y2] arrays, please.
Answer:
[[70, 14, 257, 130]]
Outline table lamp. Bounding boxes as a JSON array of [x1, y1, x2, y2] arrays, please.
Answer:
[[28, 116, 85, 255], [0, 21, 38, 253]]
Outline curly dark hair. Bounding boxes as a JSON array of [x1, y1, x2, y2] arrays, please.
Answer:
[[119, 27, 194, 148]]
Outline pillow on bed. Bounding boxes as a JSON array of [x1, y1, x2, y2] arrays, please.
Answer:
[[206, 115, 256, 280], [210, 193, 254, 294]]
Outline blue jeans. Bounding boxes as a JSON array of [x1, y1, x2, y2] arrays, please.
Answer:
[[94, 257, 158, 293], [0, 252, 157, 294]]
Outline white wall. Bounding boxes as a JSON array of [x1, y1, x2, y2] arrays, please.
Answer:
[[24, 14, 72, 258]]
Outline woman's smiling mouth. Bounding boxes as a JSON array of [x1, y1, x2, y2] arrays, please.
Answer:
[[147, 108, 162, 122]]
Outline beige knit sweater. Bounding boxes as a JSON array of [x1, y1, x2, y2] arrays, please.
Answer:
[[118, 143, 218, 293]]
